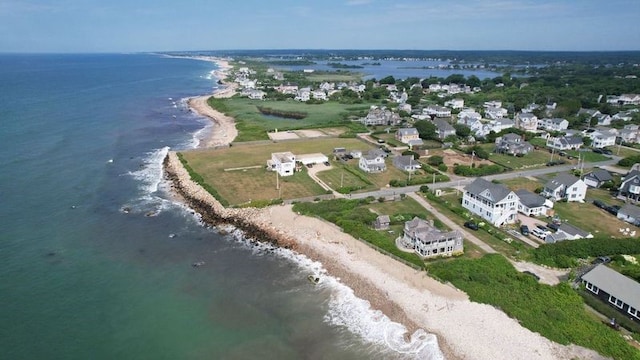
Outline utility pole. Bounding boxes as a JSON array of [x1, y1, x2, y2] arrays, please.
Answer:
[[408, 157, 413, 183], [341, 172, 344, 188]]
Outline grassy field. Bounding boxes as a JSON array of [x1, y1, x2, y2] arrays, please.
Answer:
[[179, 138, 373, 204], [315, 163, 376, 193], [208, 97, 372, 141], [499, 177, 543, 192], [478, 144, 566, 169], [552, 201, 638, 238], [305, 73, 362, 82]]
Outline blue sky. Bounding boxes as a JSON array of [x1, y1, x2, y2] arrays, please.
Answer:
[[1, 0, 639, 52]]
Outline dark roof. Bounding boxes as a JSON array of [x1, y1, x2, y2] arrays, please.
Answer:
[[515, 189, 546, 208], [623, 170, 640, 183], [432, 118, 455, 132], [545, 173, 580, 190], [393, 155, 417, 168], [558, 223, 590, 238], [582, 265, 640, 310], [585, 168, 613, 183], [464, 178, 513, 203], [619, 204, 640, 219]]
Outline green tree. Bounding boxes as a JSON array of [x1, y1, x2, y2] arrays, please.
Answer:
[[454, 123, 471, 137], [379, 75, 396, 85], [415, 120, 437, 140]]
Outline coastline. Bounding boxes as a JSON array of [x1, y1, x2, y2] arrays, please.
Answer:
[[168, 57, 607, 359], [163, 151, 607, 360], [188, 57, 239, 149]]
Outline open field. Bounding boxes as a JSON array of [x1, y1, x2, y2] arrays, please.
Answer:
[[179, 138, 374, 204], [305, 73, 362, 82], [315, 164, 375, 193], [208, 97, 371, 141], [477, 144, 568, 169], [499, 177, 544, 192]]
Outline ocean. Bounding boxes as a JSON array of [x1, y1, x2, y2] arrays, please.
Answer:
[[0, 53, 445, 359]]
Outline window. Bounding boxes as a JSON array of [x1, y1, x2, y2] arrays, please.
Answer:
[[585, 282, 599, 294], [608, 295, 624, 309], [629, 307, 639, 319]]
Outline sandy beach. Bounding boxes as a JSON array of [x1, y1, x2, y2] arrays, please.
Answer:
[[188, 58, 239, 148], [173, 58, 606, 359]]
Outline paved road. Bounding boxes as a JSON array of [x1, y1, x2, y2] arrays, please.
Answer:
[[348, 157, 619, 200]]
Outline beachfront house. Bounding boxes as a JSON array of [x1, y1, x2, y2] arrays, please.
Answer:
[[268, 152, 296, 177], [582, 265, 640, 322], [462, 178, 518, 227], [541, 173, 587, 202], [397, 217, 463, 258], [373, 215, 390, 231]]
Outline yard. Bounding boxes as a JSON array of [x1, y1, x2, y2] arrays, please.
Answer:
[[179, 138, 374, 205], [552, 201, 639, 238], [476, 144, 571, 170]]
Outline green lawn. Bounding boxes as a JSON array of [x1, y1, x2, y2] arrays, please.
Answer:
[[316, 163, 376, 193], [478, 144, 565, 169], [498, 177, 543, 192], [179, 138, 374, 205], [209, 97, 373, 141]]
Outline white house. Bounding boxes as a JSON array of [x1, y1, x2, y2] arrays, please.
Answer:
[[359, 151, 386, 173], [268, 152, 296, 177], [488, 118, 515, 133], [617, 204, 640, 226], [444, 98, 464, 109], [546, 136, 583, 150], [540, 118, 569, 132], [424, 105, 452, 118], [462, 178, 518, 226], [585, 128, 617, 148], [397, 217, 463, 258], [618, 170, 640, 202], [515, 189, 553, 217], [619, 124, 640, 144], [541, 173, 587, 202], [515, 112, 538, 132], [583, 168, 613, 188]]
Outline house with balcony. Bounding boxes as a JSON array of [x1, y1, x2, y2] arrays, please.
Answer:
[[618, 170, 640, 202], [397, 217, 463, 258], [267, 152, 296, 177], [582, 265, 640, 322], [494, 133, 533, 156], [540, 118, 569, 132], [607, 93, 640, 106], [515, 112, 538, 132], [462, 178, 518, 226], [424, 105, 452, 118], [541, 173, 587, 202]]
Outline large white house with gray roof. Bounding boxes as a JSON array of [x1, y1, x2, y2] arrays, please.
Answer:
[[462, 178, 518, 226], [541, 173, 587, 202], [582, 265, 640, 321]]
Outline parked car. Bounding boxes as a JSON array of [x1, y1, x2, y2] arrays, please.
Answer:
[[605, 205, 620, 215], [464, 221, 479, 230], [546, 222, 560, 232], [323, 161, 330, 166], [593, 200, 606, 209], [592, 148, 603, 154], [520, 225, 530, 236], [591, 256, 611, 265], [602, 149, 613, 155]]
